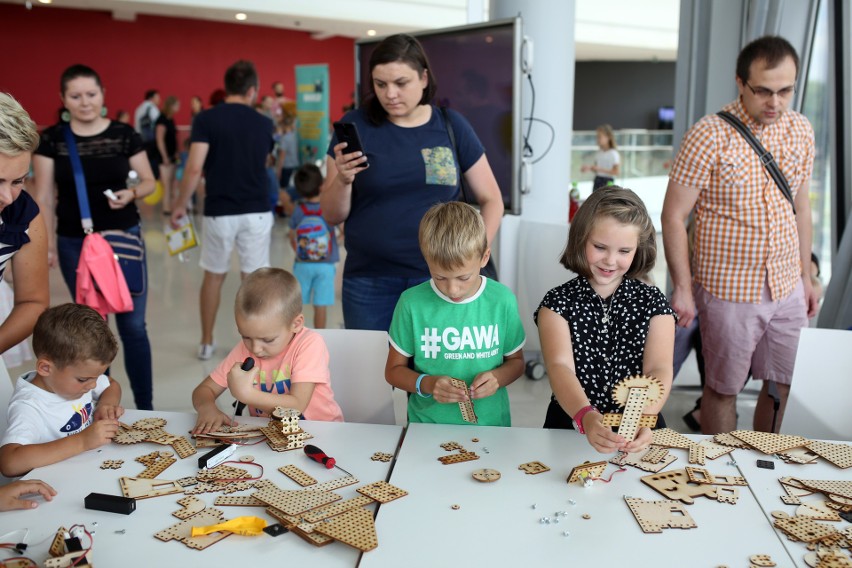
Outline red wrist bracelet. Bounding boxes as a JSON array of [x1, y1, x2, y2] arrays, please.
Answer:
[[572, 405, 598, 435]]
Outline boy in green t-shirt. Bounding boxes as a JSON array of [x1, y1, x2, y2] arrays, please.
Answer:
[[386, 202, 526, 426]]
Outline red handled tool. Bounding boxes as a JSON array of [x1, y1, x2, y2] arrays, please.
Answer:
[[304, 444, 353, 477]]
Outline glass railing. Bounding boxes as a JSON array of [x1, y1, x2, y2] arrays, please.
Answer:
[[570, 129, 674, 184]]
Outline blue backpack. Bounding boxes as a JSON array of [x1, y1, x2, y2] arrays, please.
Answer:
[[295, 204, 332, 261]]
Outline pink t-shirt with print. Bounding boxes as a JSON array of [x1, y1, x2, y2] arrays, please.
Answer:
[[211, 328, 343, 422]]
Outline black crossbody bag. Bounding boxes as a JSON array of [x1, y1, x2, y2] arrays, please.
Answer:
[[716, 110, 796, 214]]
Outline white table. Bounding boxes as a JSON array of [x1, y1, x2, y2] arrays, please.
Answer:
[[734, 446, 852, 568], [0, 410, 403, 567], [361, 423, 796, 568]]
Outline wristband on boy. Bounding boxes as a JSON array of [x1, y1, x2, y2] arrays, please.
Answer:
[[415, 374, 432, 398]]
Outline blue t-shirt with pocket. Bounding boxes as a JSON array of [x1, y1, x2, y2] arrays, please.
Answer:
[[327, 106, 484, 278]]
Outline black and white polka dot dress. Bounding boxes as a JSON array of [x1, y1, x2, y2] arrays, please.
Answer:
[[534, 276, 675, 426]]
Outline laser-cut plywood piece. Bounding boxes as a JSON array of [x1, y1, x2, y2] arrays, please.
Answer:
[[120, 476, 183, 499], [779, 477, 815, 505], [472, 469, 502, 483], [716, 486, 740, 504], [615, 385, 650, 441], [612, 450, 678, 473], [265, 505, 334, 545], [601, 413, 658, 428], [730, 430, 809, 455], [272, 407, 301, 432], [806, 440, 852, 469], [144, 428, 177, 445], [371, 452, 393, 462], [195, 464, 250, 483], [357, 481, 408, 503], [155, 507, 231, 550], [133, 417, 167, 430], [688, 444, 706, 465], [713, 475, 748, 486], [314, 507, 378, 552], [172, 496, 206, 519], [696, 439, 735, 461], [253, 485, 342, 515], [652, 428, 693, 449], [685, 467, 715, 485], [260, 422, 311, 452], [438, 451, 480, 465], [49, 526, 67, 557], [278, 465, 317, 487], [303, 495, 374, 523], [624, 497, 697, 533], [44, 550, 92, 568], [773, 512, 838, 543], [609, 375, 665, 441], [135, 450, 176, 478], [440, 442, 463, 451], [114, 428, 149, 444], [796, 501, 843, 522], [518, 461, 550, 475], [641, 446, 669, 464], [171, 436, 197, 459], [448, 378, 477, 424], [776, 447, 820, 465], [750, 554, 777, 567], [641, 469, 718, 504], [176, 476, 199, 488], [567, 461, 607, 483], [796, 480, 852, 501], [311, 476, 360, 492], [214, 495, 265, 507], [101, 459, 124, 469], [804, 549, 852, 568]]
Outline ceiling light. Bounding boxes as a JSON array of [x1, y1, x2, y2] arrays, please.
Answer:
[[235, 12, 247, 21], [366, 29, 377, 37], [38, 0, 52, 3]]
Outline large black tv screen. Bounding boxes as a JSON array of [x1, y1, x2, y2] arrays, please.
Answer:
[[357, 18, 522, 214]]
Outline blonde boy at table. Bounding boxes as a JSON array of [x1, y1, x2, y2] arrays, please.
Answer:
[[386, 202, 525, 426], [192, 268, 343, 434], [0, 304, 123, 477]]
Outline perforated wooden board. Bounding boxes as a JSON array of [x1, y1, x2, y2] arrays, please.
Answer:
[[641, 446, 669, 464], [640, 469, 718, 505], [136, 453, 176, 479], [114, 429, 149, 444], [616, 386, 650, 441], [688, 444, 706, 465], [714, 432, 752, 449], [303, 495, 375, 523], [806, 440, 852, 469], [624, 497, 697, 533], [357, 481, 408, 503], [685, 467, 715, 485], [253, 486, 342, 515], [567, 461, 607, 483], [612, 450, 677, 473], [730, 430, 809, 455], [176, 476, 198, 487], [49, 526, 67, 557], [749, 554, 777, 567], [601, 413, 657, 428], [440, 441, 463, 451], [472, 469, 502, 483], [214, 495, 265, 507], [449, 378, 478, 423], [796, 479, 852, 500], [196, 464, 250, 482], [172, 496, 206, 519], [651, 428, 693, 449], [796, 500, 843, 521], [120, 476, 184, 499], [133, 417, 167, 430], [265, 504, 326, 535], [101, 459, 124, 469], [314, 507, 378, 552], [371, 452, 393, 462], [278, 464, 317, 487], [155, 507, 231, 550], [311, 476, 360, 492], [171, 437, 197, 459], [773, 514, 838, 543], [518, 461, 551, 475], [144, 428, 178, 445], [715, 486, 739, 504], [696, 439, 735, 460], [438, 451, 480, 465], [777, 447, 819, 464]]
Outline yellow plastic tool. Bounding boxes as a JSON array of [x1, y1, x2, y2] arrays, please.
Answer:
[[191, 516, 267, 537]]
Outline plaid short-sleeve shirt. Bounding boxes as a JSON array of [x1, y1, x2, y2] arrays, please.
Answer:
[[669, 98, 814, 303]]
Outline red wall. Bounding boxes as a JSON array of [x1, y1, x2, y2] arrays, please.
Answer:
[[1, 4, 355, 128]]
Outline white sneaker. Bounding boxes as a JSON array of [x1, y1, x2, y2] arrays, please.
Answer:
[[197, 343, 216, 360]]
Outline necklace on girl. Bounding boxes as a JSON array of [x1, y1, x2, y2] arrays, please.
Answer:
[[596, 283, 621, 332]]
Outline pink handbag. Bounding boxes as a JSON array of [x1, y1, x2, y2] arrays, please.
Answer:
[[76, 232, 133, 317]]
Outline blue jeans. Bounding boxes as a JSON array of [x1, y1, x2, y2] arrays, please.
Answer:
[[57, 226, 153, 410], [342, 275, 429, 331]]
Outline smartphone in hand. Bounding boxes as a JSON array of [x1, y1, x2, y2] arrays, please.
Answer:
[[332, 122, 369, 167]]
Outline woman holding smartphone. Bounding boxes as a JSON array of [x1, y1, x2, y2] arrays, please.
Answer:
[[321, 33, 504, 331], [32, 64, 156, 410]]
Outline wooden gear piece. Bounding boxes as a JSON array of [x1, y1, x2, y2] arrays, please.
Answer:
[[449, 378, 478, 424], [120, 476, 184, 499], [471, 469, 502, 483], [114, 428, 149, 445], [611, 450, 677, 473], [357, 481, 408, 503], [314, 507, 379, 552], [133, 417, 167, 430], [567, 461, 607, 483], [640, 469, 718, 505], [806, 440, 852, 469], [172, 495, 207, 519], [518, 461, 550, 475], [610, 374, 664, 441], [438, 451, 480, 465], [623, 497, 697, 533], [155, 507, 232, 550], [278, 464, 317, 487], [729, 430, 809, 455]]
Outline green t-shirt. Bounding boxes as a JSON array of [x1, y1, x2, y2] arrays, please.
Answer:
[[388, 277, 526, 426]]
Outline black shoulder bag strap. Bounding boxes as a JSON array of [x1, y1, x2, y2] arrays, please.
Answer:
[[716, 110, 796, 214]]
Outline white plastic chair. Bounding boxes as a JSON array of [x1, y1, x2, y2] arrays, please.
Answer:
[[781, 328, 852, 441], [315, 329, 406, 425]]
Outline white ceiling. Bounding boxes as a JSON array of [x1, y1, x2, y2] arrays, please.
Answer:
[[9, 0, 679, 61]]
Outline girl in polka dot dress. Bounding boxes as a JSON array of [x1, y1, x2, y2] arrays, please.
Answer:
[[535, 187, 676, 453]]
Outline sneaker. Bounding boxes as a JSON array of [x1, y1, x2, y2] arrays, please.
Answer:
[[197, 343, 216, 360]]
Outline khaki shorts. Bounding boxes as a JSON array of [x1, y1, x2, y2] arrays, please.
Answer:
[[199, 212, 273, 274], [696, 278, 807, 395]]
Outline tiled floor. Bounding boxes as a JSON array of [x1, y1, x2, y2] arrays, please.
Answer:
[[4, 201, 759, 433]]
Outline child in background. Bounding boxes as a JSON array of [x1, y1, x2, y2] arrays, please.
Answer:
[[535, 187, 675, 453], [581, 124, 620, 190], [0, 304, 123, 477], [386, 202, 525, 426], [192, 267, 343, 434], [289, 164, 338, 329]]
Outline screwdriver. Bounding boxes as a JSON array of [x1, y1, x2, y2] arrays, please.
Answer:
[[304, 444, 354, 477], [230, 357, 255, 422]]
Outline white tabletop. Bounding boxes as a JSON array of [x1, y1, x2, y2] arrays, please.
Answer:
[[361, 423, 796, 568], [733, 445, 852, 568], [0, 410, 403, 567]]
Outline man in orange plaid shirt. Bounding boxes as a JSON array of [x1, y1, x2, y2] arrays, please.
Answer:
[[662, 36, 818, 435]]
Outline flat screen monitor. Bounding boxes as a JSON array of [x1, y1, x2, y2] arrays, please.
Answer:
[[356, 17, 523, 214]]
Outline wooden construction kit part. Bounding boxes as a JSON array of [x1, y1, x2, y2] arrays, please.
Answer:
[[133, 417, 167, 430], [314, 507, 379, 552], [448, 378, 478, 423], [357, 481, 408, 503], [278, 464, 318, 487], [729, 430, 808, 455], [135, 450, 177, 479], [611, 450, 677, 473], [567, 461, 607, 483], [624, 497, 697, 533], [214, 495, 266, 507], [155, 507, 232, 550], [795, 500, 843, 522], [172, 495, 206, 519], [805, 440, 852, 469], [749, 554, 777, 567], [518, 461, 550, 475], [49, 526, 68, 557], [715, 486, 740, 505], [640, 469, 719, 505], [303, 495, 375, 523], [371, 452, 393, 462], [101, 459, 124, 469], [771, 511, 839, 544], [472, 469, 502, 482], [651, 427, 693, 449], [120, 476, 184, 499], [438, 450, 480, 465], [610, 374, 665, 441], [253, 484, 342, 515], [694, 439, 735, 461], [641, 446, 669, 464], [688, 443, 706, 465]]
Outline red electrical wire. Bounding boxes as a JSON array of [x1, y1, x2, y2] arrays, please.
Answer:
[[202, 460, 264, 483], [590, 465, 627, 483]]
